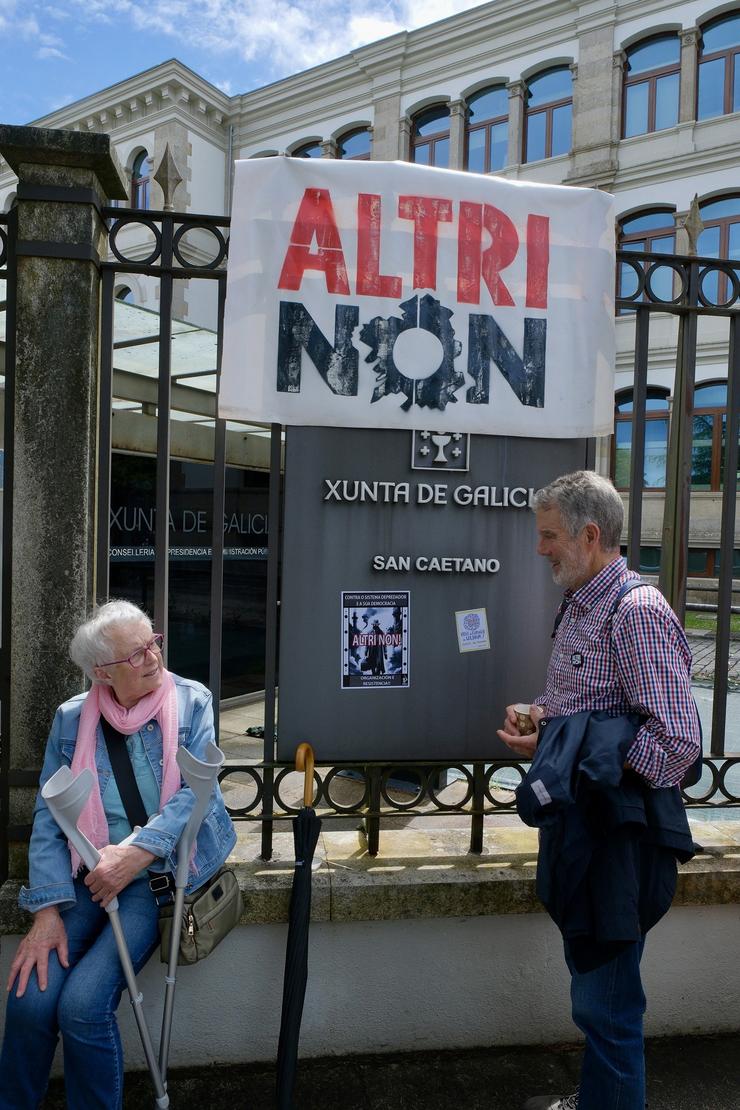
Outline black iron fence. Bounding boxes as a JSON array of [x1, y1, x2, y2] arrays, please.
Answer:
[[2, 194, 739, 867]]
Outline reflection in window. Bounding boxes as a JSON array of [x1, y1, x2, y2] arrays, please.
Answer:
[[465, 86, 508, 173], [698, 13, 740, 119], [131, 150, 150, 210], [691, 381, 740, 491], [524, 67, 572, 162], [338, 128, 371, 159], [617, 209, 676, 307], [613, 387, 670, 489], [697, 195, 740, 305], [292, 141, 323, 158], [623, 35, 680, 137], [411, 105, 450, 167]]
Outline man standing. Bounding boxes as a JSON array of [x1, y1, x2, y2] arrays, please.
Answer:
[[497, 471, 701, 1110]]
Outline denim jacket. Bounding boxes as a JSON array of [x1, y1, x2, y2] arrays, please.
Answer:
[[19, 675, 237, 913]]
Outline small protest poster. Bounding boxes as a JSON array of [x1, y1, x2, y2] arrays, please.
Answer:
[[341, 590, 410, 689], [455, 607, 490, 653]]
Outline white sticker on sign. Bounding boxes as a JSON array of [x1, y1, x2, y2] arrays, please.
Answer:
[[455, 608, 490, 653]]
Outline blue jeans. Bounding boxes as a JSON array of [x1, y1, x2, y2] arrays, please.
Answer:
[[565, 939, 647, 1110], [0, 876, 159, 1110]]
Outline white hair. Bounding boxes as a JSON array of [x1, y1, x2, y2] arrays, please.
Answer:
[[69, 599, 153, 681]]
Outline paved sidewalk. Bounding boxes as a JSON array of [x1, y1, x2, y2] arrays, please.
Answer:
[[42, 1033, 740, 1108]]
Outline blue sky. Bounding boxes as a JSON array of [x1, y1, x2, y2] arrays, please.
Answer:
[[0, 0, 488, 124]]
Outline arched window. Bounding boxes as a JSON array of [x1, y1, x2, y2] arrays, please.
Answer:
[[338, 128, 371, 159], [697, 12, 740, 119], [411, 105, 450, 167], [131, 150, 150, 210], [465, 86, 508, 173], [622, 34, 680, 137], [697, 195, 740, 305], [617, 209, 676, 307], [613, 387, 670, 490], [691, 381, 739, 492], [115, 285, 135, 304], [524, 67, 572, 162], [292, 141, 323, 158]]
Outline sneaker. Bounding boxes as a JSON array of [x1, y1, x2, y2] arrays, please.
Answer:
[[522, 1093, 578, 1110]]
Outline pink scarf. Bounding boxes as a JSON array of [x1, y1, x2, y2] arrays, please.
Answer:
[[68, 670, 180, 875]]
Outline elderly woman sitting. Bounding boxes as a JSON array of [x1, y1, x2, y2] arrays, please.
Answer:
[[0, 600, 236, 1110]]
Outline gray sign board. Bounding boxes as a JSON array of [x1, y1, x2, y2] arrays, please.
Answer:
[[277, 427, 589, 761]]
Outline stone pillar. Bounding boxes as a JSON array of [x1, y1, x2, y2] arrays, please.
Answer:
[[567, 23, 619, 187], [612, 51, 626, 144], [0, 125, 127, 880], [398, 114, 412, 162], [321, 139, 338, 158], [370, 94, 402, 161], [448, 99, 466, 170], [506, 80, 526, 166], [679, 28, 699, 123]]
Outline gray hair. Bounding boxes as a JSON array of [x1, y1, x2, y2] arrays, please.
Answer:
[[532, 471, 623, 550], [69, 599, 153, 680]]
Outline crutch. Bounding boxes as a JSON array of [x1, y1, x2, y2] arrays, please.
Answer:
[[41, 766, 170, 1109], [158, 740, 224, 1087]]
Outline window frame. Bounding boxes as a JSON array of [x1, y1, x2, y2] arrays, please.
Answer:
[[617, 209, 677, 307], [130, 150, 151, 210], [464, 86, 509, 173], [411, 105, 451, 167], [337, 127, 372, 160], [697, 14, 740, 119], [291, 141, 323, 159], [612, 386, 671, 491], [622, 34, 681, 137], [523, 66, 573, 163], [697, 195, 740, 305]]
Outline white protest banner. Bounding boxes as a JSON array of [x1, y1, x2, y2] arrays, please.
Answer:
[[220, 157, 615, 437]]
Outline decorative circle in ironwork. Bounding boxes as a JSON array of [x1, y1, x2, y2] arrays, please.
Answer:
[[644, 260, 687, 305], [274, 766, 322, 814], [0, 225, 7, 270], [697, 264, 740, 310], [219, 765, 263, 815], [322, 767, 370, 812], [681, 758, 718, 805], [108, 217, 162, 267], [717, 757, 740, 803], [172, 222, 228, 270], [484, 762, 525, 808], [618, 257, 646, 303], [380, 766, 426, 810], [426, 765, 474, 811]]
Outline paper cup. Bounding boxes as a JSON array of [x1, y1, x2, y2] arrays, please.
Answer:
[[513, 703, 535, 735]]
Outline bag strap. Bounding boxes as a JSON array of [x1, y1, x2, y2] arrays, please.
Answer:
[[100, 717, 149, 829]]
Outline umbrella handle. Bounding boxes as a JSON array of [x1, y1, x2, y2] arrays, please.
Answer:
[[295, 743, 315, 807]]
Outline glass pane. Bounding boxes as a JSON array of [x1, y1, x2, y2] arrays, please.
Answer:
[[614, 422, 632, 487], [720, 413, 740, 491], [619, 258, 641, 300], [293, 142, 322, 158], [525, 111, 546, 162], [621, 210, 674, 235], [644, 417, 668, 487], [432, 137, 449, 168], [412, 142, 430, 165], [639, 547, 662, 573], [627, 35, 680, 74], [695, 382, 727, 407], [698, 57, 726, 119], [467, 127, 486, 173], [415, 105, 450, 137], [624, 82, 649, 137], [655, 72, 679, 130], [697, 224, 721, 302], [645, 258, 674, 302], [702, 14, 740, 53], [700, 197, 740, 221], [616, 391, 634, 413], [468, 86, 508, 121], [490, 121, 508, 171], [528, 67, 571, 106], [692, 414, 715, 489], [687, 549, 710, 575], [551, 103, 572, 156], [646, 389, 670, 410], [734, 55, 740, 111], [339, 129, 371, 158]]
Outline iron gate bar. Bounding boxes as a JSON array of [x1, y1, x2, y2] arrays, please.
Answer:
[[0, 208, 16, 884], [96, 267, 115, 604], [626, 306, 650, 571], [711, 311, 740, 757], [154, 215, 175, 647], [261, 423, 283, 861], [208, 276, 228, 738]]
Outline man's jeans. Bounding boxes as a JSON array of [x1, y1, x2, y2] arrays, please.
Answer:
[[0, 876, 159, 1110], [565, 939, 647, 1110]]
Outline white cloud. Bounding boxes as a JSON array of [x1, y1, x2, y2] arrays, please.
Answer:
[[37, 44, 68, 59]]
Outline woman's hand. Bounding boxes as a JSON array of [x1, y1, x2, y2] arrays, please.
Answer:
[[496, 704, 545, 759], [7, 906, 68, 997], [85, 844, 156, 909]]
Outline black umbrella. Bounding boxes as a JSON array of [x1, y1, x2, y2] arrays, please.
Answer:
[[276, 742, 322, 1110]]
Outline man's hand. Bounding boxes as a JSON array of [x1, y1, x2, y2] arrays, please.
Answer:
[[7, 906, 68, 997], [85, 844, 156, 908], [496, 704, 545, 759]]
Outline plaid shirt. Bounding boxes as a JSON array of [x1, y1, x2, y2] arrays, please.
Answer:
[[536, 557, 701, 788]]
